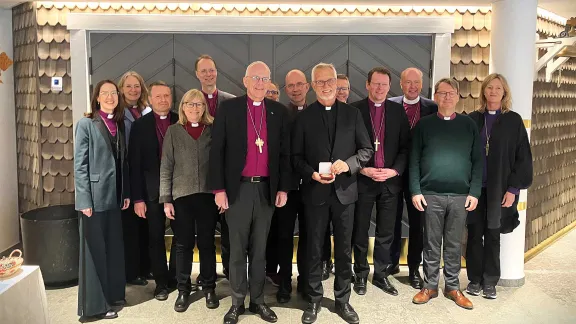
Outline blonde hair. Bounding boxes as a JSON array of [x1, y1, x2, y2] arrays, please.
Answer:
[[178, 89, 214, 126], [478, 73, 512, 113], [118, 71, 149, 112]]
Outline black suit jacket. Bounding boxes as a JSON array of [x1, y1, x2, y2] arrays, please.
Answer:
[[129, 111, 178, 202], [292, 100, 373, 206], [351, 98, 411, 194], [207, 95, 292, 205]]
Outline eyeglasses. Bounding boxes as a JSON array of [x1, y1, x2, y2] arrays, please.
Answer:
[[337, 87, 350, 92], [312, 78, 336, 87], [100, 91, 119, 97], [266, 90, 279, 95], [286, 82, 308, 90], [436, 91, 458, 98], [246, 76, 271, 83], [198, 68, 216, 75], [184, 102, 205, 108]]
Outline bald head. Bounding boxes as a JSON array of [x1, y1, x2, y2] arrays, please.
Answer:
[[245, 61, 271, 77], [285, 69, 309, 106], [243, 61, 271, 101], [400, 67, 423, 100]]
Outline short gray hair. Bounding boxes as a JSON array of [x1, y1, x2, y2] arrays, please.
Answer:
[[311, 63, 337, 82], [434, 78, 459, 93]]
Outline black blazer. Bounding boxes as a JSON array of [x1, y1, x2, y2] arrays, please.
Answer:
[[351, 98, 411, 194], [292, 100, 373, 206], [207, 95, 292, 205], [388, 96, 438, 130], [129, 111, 178, 202]]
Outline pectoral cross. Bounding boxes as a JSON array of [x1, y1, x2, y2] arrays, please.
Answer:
[[255, 137, 264, 154], [374, 139, 381, 152], [485, 142, 489, 156]]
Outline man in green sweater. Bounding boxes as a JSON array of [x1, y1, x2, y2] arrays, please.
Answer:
[[409, 78, 482, 310]]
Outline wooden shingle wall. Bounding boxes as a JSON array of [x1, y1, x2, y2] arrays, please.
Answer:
[[527, 15, 576, 251]]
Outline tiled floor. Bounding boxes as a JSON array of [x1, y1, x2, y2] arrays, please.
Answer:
[[46, 230, 576, 324]]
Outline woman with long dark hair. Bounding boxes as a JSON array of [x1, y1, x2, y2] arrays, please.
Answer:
[[75, 80, 131, 319], [465, 73, 533, 299]]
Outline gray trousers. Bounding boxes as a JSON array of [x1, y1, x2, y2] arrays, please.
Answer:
[[225, 182, 275, 306], [422, 195, 468, 291]]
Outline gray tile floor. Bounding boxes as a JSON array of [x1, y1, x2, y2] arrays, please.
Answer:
[[47, 230, 576, 324]]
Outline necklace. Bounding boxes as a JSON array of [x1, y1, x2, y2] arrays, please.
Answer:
[[247, 102, 265, 153], [369, 103, 385, 152]]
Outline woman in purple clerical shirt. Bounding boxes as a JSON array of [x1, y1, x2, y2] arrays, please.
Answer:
[[465, 74, 533, 300], [118, 70, 153, 287], [74, 80, 131, 320]]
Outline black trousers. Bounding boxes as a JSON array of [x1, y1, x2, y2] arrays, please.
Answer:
[[78, 209, 125, 317], [121, 206, 150, 281], [466, 189, 501, 286], [266, 190, 332, 282], [305, 193, 354, 304], [353, 184, 398, 279], [146, 201, 176, 287], [391, 174, 424, 269], [220, 213, 230, 273], [226, 182, 275, 305], [172, 193, 219, 293]]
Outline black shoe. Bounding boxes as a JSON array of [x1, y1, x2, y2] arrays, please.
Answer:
[[466, 282, 482, 296], [97, 311, 118, 319], [127, 276, 148, 286], [223, 305, 245, 324], [373, 276, 398, 296], [205, 290, 220, 309], [249, 303, 278, 323], [196, 276, 204, 286], [301, 302, 321, 324], [483, 285, 497, 299], [145, 272, 154, 280], [335, 302, 359, 324], [174, 291, 189, 312], [276, 279, 292, 303], [389, 264, 400, 275], [154, 285, 169, 301], [353, 276, 367, 295], [408, 267, 424, 290], [321, 261, 330, 281]]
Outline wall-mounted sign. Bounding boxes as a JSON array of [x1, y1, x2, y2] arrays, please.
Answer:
[[0, 52, 13, 84], [51, 77, 63, 92]]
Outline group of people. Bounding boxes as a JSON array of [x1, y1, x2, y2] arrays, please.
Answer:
[[74, 54, 533, 324]]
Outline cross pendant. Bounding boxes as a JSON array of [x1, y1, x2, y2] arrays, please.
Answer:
[[255, 137, 264, 154], [485, 142, 489, 156], [374, 139, 381, 152]]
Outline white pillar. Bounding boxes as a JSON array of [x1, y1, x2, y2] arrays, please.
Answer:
[[490, 0, 538, 287]]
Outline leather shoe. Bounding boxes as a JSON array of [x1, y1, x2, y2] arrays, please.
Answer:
[[248, 303, 277, 323], [335, 302, 359, 324], [466, 282, 481, 296], [352, 276, 367, 295], [301, 302, 321, 324], [412, 288, 438, 304], [408, 268, 424, 289], [223, 305, 245, 324], [321, 261, 331, 281], [445, 289, 474, 310], [97, 310, 118, 319], [205, 290, 220, 309], [127, 276, 148, 286], [154, 285, 169, 301], [174, 291, 189, 312], [373, 276, 398, 296], [276, 279, 291, 303]]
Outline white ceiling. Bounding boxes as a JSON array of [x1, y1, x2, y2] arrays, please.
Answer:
[[0, 1, 573, 21]]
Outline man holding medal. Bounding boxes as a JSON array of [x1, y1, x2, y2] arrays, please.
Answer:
[[291, 63, 373, 324], [350, 67, 411, 296]]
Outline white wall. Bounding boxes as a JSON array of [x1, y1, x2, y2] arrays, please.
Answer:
[[0, 9, 20, 252]]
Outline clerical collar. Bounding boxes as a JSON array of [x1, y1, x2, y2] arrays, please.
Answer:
[[160, 115, 168, 119], [190, 122, 200, 127], [437, 112, 456, 120], [369, 98, 384, 108], [298, 106, 304, 110], [403, 96, 420, 105], [154, 112, 169, 120], [204, 89, 217, 99], [486, 109, 500, 115], [98, 109, 114, 119]]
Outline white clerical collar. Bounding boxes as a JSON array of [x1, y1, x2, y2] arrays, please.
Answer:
[[444, 117, 451, 120], [297, 106, 304, 111], [159, 115, 168, 120], [325, 106, 332, 111], [191, 122, 199, 127], [488, 110, 497, 115], [107, 114, 114, 119], [403, 96, 420, 105], [208, 94, 213, 99], [374, 103, 382, 107], [253, 101, 262, 106]]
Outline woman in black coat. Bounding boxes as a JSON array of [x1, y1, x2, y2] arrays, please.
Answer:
[[465, 73, 533, 299]]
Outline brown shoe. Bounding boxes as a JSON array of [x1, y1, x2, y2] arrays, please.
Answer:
[[412, 288, 438, 304], [445, 289, 473, 310]]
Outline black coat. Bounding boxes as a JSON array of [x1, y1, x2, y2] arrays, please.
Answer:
[[468, 110, 533, 232], [207, 95, 292, 205], [128, 111, 178, 202], [350, 98, 411, 194], [291, 100, 374, 206]]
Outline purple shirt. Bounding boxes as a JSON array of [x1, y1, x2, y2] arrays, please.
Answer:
[[98, 110, 117, 136], [154, 112, 171, 157], [203, 89, 218, 117], [241, 97, 269, 177], [403, 101, 421, 129], [369, 99, 385, 168]]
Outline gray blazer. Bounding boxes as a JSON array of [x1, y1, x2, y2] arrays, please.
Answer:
[[123, 106, 151, 147], [159, 123, 212, 203], [74, 115, 130, 212]]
